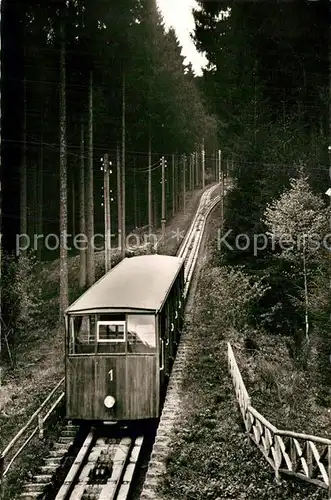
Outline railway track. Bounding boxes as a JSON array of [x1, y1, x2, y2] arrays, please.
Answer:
[[54, 429, 143, 500], [14, 183, 222, 500], [140, 183, 223, 499], [178, 184, 220, 297]]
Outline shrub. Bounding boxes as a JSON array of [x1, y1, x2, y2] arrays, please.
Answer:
[[2, 253, 44, 360], [198, 264, 269, 332]]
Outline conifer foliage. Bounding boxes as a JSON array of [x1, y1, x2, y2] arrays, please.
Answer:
[[1, 0, 217, 326]]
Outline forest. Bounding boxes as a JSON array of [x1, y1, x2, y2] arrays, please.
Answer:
[[1, 0, 219, 342], [193, 1, 330, 373], [1, 2, 331, 498]]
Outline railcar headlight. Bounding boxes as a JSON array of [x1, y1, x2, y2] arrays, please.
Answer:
[[104, 395, 115, 409]]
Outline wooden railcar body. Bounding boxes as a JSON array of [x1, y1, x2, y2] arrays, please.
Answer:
[[64, 254, 185, 422]]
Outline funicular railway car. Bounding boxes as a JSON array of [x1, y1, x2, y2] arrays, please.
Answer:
[[64, 254, 185, 423]]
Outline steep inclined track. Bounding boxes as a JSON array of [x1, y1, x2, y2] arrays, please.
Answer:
[[16, 183, 222, 500], [140, 183, 222, 500]]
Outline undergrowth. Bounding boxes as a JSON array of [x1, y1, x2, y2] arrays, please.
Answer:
[[159, 217, 329, 500]]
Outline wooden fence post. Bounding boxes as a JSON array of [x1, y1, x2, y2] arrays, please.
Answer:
[[0, 455, 4, 499], [274, 436, 281, 483], [38, 414, 44, 439], [289, 437, 297, 472], [306, 441, 313, 479]]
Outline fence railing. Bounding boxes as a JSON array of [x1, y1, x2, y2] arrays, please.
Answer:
[[227, 342, 331, 497], [0, 377, 65, 498]]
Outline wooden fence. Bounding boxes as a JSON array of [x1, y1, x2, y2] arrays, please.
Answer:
[[228, 342, 331, 498]]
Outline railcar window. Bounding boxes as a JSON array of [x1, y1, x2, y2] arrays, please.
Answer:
[[70, 315, 95, 354], [127, 315, 156, 354], [97, 321, 126, 354]]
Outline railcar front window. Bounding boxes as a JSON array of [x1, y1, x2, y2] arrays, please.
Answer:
[[97, 321, 126, 353], [127, 315, 156, 354], [70, 315, 95, 354]]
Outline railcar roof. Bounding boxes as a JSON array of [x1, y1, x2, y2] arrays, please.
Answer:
[[65, 254, 184, 315]]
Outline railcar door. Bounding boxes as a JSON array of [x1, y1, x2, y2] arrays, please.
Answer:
[[94, 357, 127, 420], [126, 314, 157, 419], [164, 303, 170, 378], [66, 314, 97, 420], [94, 319, 127, 420], [159, 313, 166, 397]]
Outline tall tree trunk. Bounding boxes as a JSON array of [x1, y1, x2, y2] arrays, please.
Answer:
[[133, 157, 137, 228], [59, 19, 68, 320], [86, 70, 95, 286], [19, 68, 28, 324], [148, 125, 152, 232], [121, 71, 126, 258], [182, 154, 186, 213], [202, 139, 205, 189], [37, 105, 44, 260], [153, 196, 157, 230], [72, 170, 75, 238], [20, 74, 27, 255], [32, 162, 37, 238], [0, 0, 2, 371], [79, 119, 86, 289], [171, 154, 176, 216], [116, 144, 122, 252], [177, 153, 180, 210]]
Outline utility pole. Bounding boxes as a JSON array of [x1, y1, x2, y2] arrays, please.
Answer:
[[195, 148, 199, 187], [218, 149, 222, 183], [176, 153, 180, 210], [116, 144, 122, 252], [103, 153, 112, 272], [202, 139, 205, 189], [72, 173, 75, 238], [215, 150, 217, 182], [220, 160, 225, 235], [148, 132, 152, 232], [172, 153, 175, 215], [133, 157, 137, 228], [121, 71, 126, 258], [161, 156, 166, 238], [192, 152, 195, 188], [183, 154, 186, 214]]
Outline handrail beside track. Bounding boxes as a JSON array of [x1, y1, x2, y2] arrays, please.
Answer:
[[228, 342, 331, 497], [0, 376, 65, 498]]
